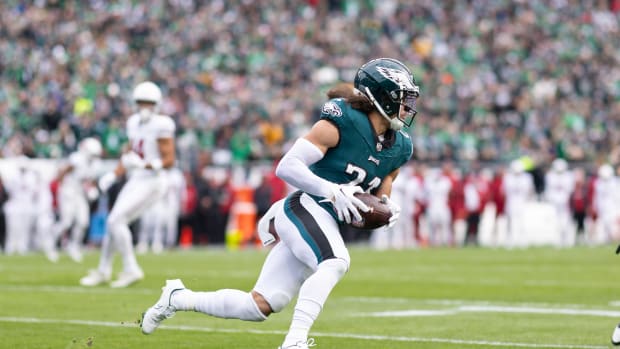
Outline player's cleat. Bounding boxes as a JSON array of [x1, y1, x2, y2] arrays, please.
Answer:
[[110, 269, 144, 288], [80, 269, 111, 286], [612, 323, 620, 346], [278, 338, 316, 349], [136, 242, 148, 255], [45, 249, 59, 263], [141, 279, 186, 334], [66, 244, 83, 263], [152, 242, 164, 255]]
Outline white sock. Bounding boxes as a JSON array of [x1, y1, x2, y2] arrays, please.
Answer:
[[113, 224, 141, 273], [172, 289, 266, 322], [97, 233, 114, 276], [71, 225, 86, 247], [283, 258, 347, 346]]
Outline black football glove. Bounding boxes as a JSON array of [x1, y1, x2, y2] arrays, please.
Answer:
[[616, 244, 620, 255]]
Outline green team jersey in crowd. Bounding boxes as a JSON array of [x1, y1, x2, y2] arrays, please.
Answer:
[[308, 98, 413, 218]]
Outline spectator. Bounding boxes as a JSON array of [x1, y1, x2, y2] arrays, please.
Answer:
[[0, 1, 617, 172]]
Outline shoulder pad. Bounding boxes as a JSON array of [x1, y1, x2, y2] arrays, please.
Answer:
[[154, 115, 176, 137]]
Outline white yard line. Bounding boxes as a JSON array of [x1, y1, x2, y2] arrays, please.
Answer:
[[363, 305, 620, 318], [460, 305, 620, 317], [0, 316, 607, 349], [344, 297, 617, 309], [0, 284, 156, 295]]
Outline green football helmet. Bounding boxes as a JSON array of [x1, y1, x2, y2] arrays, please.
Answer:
[[354, 58, 420, 130]]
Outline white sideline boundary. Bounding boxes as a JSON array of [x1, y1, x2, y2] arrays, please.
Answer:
[[2, 285, 618, 308], [0, 316, 608, 349]]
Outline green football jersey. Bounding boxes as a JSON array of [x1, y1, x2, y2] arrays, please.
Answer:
[[308, 98, 413, 217]]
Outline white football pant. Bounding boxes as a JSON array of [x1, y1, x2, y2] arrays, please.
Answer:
[[54, 190, 90, 250], [171, 191, 350, 347], [97, 175, 164, 275], [3, 204, 36, 255]]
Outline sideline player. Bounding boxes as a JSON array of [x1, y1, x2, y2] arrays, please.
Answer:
[[80, 81, 175, 288], [51, 137, 103, 262], [140, 58, 418, 349], [503, 160, 534, 247], [594, 164, 618, 243], [544, 159, 575, 247], [3, 156, 38, 255], [136, 167, 185, 254]]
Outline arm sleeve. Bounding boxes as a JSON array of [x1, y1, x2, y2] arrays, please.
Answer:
[[275, 138, 334, 199]]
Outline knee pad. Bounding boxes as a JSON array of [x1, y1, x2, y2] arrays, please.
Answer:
[[319, 257, 349, 280]]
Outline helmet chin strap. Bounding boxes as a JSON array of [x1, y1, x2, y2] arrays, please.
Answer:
[[388, 117, 404, 131], [364, 87, 403, 131]]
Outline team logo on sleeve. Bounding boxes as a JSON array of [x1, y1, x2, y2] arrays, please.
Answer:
[[322, 101, 342, 117]]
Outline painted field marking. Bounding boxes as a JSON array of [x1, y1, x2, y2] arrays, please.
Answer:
[[0, 316, 607, 349], [344, 296, 620, 310], [0, 284, 156, 295], [364, 305, 620, 318]]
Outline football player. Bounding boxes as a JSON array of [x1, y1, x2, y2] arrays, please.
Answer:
[[80, 81, 176, 288], [140, 58, 418, 349], [594, 164, 618, 243], [370, 162, 417, 249], [503, 160, 535, 247], [51, 137, 103, 262], [136, 167, 185, 254], [423, 168, 453, 246], [3, 156, 39, 256], [544, 159, 575, 247]]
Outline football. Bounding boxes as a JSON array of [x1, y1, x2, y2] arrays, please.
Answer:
[[349, 193, 392, 229]]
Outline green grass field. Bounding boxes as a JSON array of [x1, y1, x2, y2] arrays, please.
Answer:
[[1, 245, 619, 349]]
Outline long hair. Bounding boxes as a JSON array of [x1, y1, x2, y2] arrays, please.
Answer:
[[326, 83, 374, 114]]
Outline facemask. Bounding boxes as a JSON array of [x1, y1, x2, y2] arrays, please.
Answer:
[[139, 108, 152, 121]]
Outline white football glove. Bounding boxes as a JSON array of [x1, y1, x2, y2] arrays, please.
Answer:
[[121, 151, 146, 170], [97, 172, 117, 192], [381, 194, 401, 228], [324, 184, 370, 224]]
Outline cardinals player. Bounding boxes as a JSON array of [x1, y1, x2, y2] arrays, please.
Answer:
[[503, 160, 535, 247], [544, 159, 575, 247], [2, 156, 39, 256], [51, 137, 103, 262], [80, 81, 176, 288], [594, 164, 618, 244], [136, 167, 185, 254]]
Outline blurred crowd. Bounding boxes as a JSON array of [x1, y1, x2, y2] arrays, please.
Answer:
[[1, 0, 619, 172]]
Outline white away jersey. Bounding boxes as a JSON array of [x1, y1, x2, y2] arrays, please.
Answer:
[[126, 113, 175, 177], [544, 171, 575, 208], [61, 151, 101, 196]]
